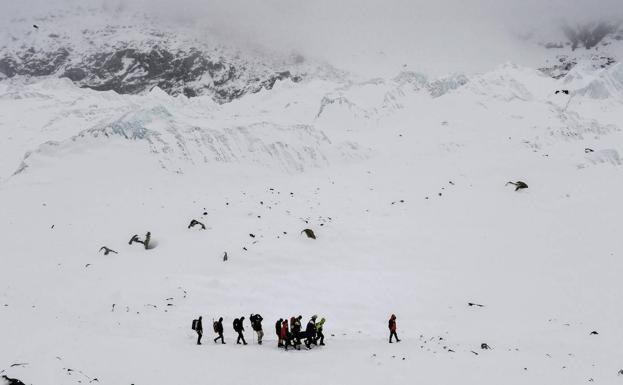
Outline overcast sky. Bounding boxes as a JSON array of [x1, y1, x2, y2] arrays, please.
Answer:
[[3, 0, 623, 76]]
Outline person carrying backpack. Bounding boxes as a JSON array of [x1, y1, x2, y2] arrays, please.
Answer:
[[213, 317, 225, 344], [233, 317, 247, 345], [388, 314, 400, 343], [293, 315, 303, 345], [304, 315, 317, 349], [250, 314, 264, 345], [292, 315, 302, 345], [281, 319, 292, 351], [192, 316, 203, 345], [275, 318, 283, 347], [315, 317, 326, 346]]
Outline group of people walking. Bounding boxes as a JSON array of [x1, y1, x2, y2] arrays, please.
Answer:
[[275, 315, 326, 350], [192, 314, 401, 348], [192, 314, 326, 349]]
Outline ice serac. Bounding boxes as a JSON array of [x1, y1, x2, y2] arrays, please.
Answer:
[[585, 149, 622, 166], [13, 105, 365, 176], [565, 62, 623, 99]]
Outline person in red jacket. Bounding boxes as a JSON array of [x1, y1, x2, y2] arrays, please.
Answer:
[[388, 314, 400, 343]]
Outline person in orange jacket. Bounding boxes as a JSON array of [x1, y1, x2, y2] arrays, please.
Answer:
[[388, 314, 401, 343]]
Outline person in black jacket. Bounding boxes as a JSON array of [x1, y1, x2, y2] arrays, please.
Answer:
[[195, 316, 203, 345], [275, 318, 283, 347], [292, 315, 303, 345], [233, 317, 248, 345], [304, 315, 317, 349], [250, 314, 264, 345], [213, 317, 225, 344]]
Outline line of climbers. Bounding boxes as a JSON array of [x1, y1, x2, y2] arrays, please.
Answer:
[[192, 314, 401, 347], [192, 314, 326, 350]]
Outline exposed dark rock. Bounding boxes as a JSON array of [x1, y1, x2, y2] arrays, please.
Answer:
[[539, 54, 616, 79], [301, 228, 316, 239], [188, 219, 206, 230], [506, 181, 528, 191], [62, 67, 88, 81], [1, 375, 26, 385], [0, 57, 18, 78], [0, 44, 304, 103], [16, 48, 70, 76], [468, 302, 484, 307], [99, 246, 118, 255]]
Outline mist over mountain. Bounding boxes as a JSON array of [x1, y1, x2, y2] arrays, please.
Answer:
[[3, 0, 623, 77]]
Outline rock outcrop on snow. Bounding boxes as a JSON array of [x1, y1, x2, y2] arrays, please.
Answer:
[[539, 54, 616, 79], [536, 22, 622, 79], [0, 44, 304, 103], [0, 375, 26, 385]]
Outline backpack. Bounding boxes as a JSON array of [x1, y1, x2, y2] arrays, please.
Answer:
[[251, 315, 261, 331], [213, 321, 219, 333], [192, 319, 198, 331]]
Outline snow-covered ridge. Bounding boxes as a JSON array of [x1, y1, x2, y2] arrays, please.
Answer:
[[564, 62, 623, 99], [3, 9, 623, 105], [2, 60, 621, 183], [6, 82, 368, 177], [0, 9, 318, 102]]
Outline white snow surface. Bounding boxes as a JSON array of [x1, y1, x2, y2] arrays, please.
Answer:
[[1, 61, 623, 385]]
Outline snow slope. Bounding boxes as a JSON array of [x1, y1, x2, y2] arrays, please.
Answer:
[[1, 61, 623, 385]]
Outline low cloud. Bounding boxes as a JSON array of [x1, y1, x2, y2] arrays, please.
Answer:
[[3, 0, 623, 76]]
